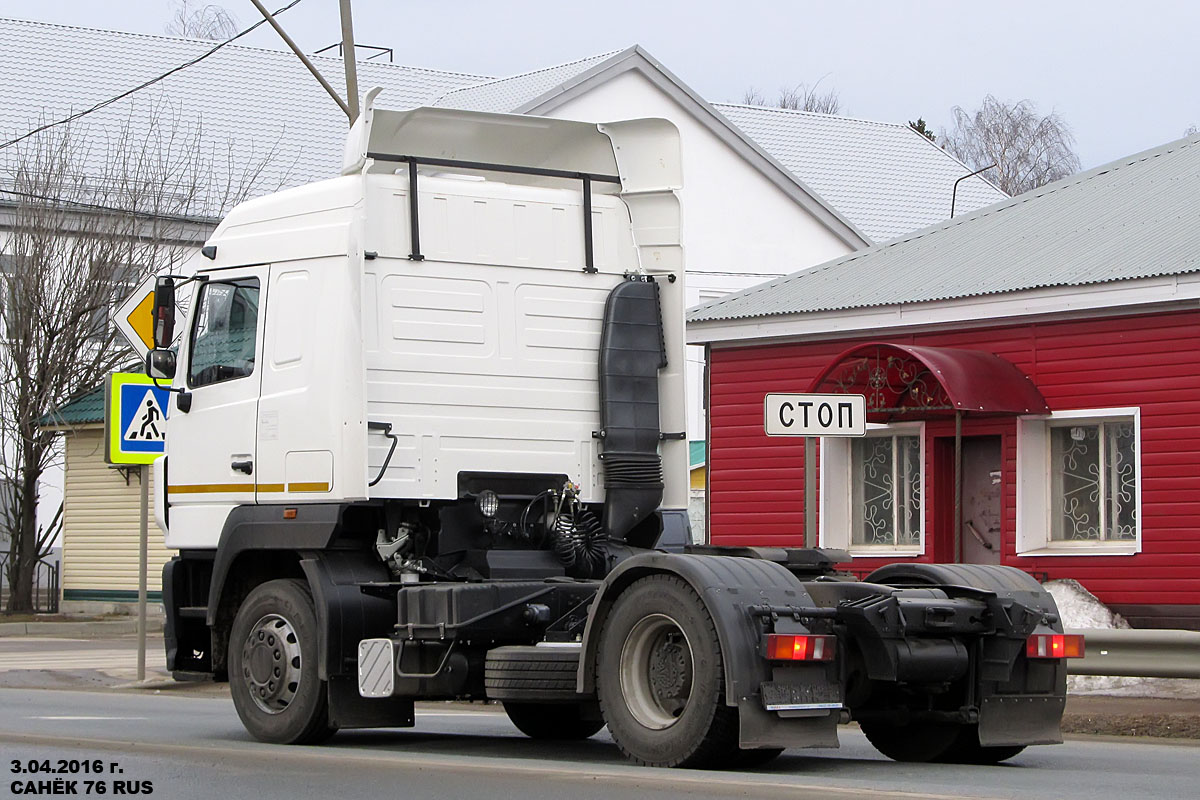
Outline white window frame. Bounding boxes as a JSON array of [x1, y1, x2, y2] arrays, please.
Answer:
[[820, 421, 925, 557], [1016, 407, 1141, 557]]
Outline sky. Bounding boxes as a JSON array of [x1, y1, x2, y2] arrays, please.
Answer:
[[2, 0, 1198, 172]]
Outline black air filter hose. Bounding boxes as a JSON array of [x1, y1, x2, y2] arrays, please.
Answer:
[[553, 505, 607, 578]]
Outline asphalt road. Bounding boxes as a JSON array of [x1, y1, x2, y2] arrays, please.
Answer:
[[1, 688, 1196, 800]]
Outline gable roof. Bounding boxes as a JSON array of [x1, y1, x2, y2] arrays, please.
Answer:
[[0, 17, 487, 211], [435, 45, 1006, 246], [713, 103, 1007, 243], [501, 46, 872, 248], [688, 133, 1200, 326], [433, 50, 621, 112]]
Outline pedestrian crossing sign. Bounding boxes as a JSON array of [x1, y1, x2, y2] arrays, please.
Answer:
[[104, 372, 171, 465]]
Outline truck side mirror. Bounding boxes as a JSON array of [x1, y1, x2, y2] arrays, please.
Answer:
[[152, 276, 176, 349], [146, 349, 177, 381]]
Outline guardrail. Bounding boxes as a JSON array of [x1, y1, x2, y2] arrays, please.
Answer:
[[1066, 628, 1200, 679]]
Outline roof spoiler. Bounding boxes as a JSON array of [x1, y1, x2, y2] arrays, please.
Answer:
[[341, 88, 681, 194]]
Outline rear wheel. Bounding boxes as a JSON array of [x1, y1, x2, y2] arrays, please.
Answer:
[[860, 720, 961, 762], [938, 726, 1026, 764], [503, 702, 605, 740], [228, 579, 334, 744], [596, 575, 739, 768]]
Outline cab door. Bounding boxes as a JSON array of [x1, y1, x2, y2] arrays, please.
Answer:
[[164, 266, 268, 549]]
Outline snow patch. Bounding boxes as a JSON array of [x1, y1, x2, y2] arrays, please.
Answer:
[[1045, 579, 1200, 698]]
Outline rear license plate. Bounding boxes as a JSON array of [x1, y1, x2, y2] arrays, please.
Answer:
[[761, 681, 842, 711]]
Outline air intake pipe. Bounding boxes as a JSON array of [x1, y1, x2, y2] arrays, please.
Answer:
[[595, 278, 666, 549]]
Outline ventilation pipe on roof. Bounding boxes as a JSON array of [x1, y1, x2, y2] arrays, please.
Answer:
[[951, 163, 996, 218]]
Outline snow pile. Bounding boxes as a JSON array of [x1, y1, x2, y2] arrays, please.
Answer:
[[1045, 579, 1200, 698], [1045, 579, 1130, 630]]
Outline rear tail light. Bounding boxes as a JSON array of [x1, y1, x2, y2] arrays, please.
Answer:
[[1026, 633, 1085, 659], [766, 634, 836, 662]]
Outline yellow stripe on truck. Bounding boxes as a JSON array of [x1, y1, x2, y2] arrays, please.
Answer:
[[167, 483, 255, 495], [167, 482, 328, 495]]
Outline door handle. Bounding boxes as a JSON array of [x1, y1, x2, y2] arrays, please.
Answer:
[[231, 459, 253, 475]]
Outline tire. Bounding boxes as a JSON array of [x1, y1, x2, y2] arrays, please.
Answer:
[[228, 578, 334, 744], [485, 646, 579, 701], [503, 702, 606, 740], [595, 575, 739, 768], [937, 726, 1026, 764], [860, 720, 961, 762]]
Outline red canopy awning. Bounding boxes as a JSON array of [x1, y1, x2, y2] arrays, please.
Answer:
[[808, 342, 1049, 422]]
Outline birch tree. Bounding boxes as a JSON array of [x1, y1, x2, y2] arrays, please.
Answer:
[[941, 95, 1081, 195]]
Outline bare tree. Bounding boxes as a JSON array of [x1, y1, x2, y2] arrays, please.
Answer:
[[741, 79, 841, 114], [165, 1, 239, 40], [0, 98, 281, 612], [940, 95, 1081, 196], [741, 87, 767, 106]]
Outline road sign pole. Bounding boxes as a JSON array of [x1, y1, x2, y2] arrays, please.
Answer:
[[804, 437, 817, 548], [137, 463, 148, 682]]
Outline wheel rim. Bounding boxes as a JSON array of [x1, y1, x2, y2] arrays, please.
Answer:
[[241, 613, 302, 715], [618, 613, 695, 730]]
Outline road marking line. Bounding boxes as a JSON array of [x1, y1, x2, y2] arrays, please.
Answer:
[[28, 716, 149, 721]]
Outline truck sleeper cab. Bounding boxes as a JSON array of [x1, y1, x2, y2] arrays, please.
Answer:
[[153, 98, 1075, 769]]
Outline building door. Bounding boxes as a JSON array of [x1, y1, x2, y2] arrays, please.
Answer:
[[960, 436, 1003, 565]]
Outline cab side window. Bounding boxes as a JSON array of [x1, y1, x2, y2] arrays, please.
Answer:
[[188, 279, 260, 388]]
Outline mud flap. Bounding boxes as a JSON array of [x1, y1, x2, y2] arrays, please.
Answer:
[[978, 695, 1065, 746], [738, 699, 840, 749]]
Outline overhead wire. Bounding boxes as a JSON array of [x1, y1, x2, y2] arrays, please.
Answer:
[[0, 0, 306, 152]]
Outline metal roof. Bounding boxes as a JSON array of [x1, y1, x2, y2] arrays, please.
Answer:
[[689, 134, 1200, 324], [432, 50, 622, 113], [713, 103, 1007, 243], [40, 385, 105, 427], [0, 18, 487, 211]]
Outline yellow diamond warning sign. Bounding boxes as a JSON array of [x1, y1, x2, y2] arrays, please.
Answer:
[[113, 275, 158, 357]]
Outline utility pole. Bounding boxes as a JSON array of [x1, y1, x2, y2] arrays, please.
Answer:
[[137, 464, 148, 682], [249, 0, 360, 123], [339, 0, 360, 123]]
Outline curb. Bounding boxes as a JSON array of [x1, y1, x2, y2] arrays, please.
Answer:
[[0, 618, 165, 638]]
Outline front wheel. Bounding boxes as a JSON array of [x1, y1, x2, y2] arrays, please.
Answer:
[[595, 575, 739, 768], [228, 578, 334, 744]]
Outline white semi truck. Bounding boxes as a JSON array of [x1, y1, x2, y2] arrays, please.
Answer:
[[147, 96, 1079, 768]]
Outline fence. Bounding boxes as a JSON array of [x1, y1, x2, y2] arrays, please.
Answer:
[[0, 552, 60, 614], [1066, 628, 1200, 680]]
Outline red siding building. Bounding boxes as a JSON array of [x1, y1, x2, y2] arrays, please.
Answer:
[[689, 135, 1200, 629]]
